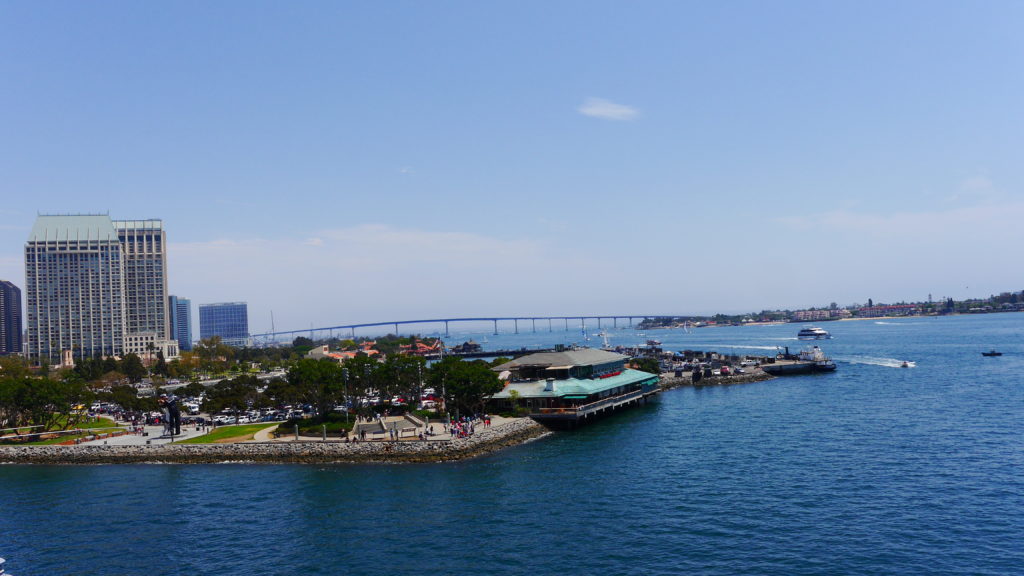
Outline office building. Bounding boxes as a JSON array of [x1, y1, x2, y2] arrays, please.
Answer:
[[24, 214, 177, 366], [0, 280, 22, 355], [169, 295, 193, 352], [199, 302, 249, 348], [116, 220, 169, 339]]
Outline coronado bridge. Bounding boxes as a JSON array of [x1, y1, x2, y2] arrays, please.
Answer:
[[251, 315, 678, 342]]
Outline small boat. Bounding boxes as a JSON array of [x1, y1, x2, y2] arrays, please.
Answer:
[[981, 350, 1002, 357], [797, 326, 832, 340], [901, 361, 910, 368], [646, 339, 661, 346]]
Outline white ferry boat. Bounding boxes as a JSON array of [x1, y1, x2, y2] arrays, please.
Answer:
[[797, 326, 832, 340]]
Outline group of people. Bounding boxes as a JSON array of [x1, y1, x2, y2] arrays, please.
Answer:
[[445, 415, 491, 439]]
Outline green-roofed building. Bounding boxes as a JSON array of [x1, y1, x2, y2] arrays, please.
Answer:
[[488, 348, 660, 428]]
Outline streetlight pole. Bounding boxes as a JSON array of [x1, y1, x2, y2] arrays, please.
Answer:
[[342, 367, 349, 423]]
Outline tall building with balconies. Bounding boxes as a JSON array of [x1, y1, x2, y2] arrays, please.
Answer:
[[116, 220, 169, 339], [199, 302, 249, 348], [169, 295, 193, 352], [25, 215, 127, 363], [24, 214, 177, 366], [0, 280, 23, 355]]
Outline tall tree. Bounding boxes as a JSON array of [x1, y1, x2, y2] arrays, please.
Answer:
[[119, 354, 147, 384], [203, 375, 261, 423], [428, 358, 502, 418], [287, 359, 344, 422]]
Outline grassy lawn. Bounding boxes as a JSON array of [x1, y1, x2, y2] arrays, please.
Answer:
[[1, 416, 125, 445], [27, 427, 125, 445], [176, 423, 278, 444]]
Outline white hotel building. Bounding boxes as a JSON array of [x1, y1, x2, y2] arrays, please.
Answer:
[[24, 214, 178, 366]]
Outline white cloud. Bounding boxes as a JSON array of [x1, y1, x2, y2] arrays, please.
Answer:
[[578, 97, 639, 121]]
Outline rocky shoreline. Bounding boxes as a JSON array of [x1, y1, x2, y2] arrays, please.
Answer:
[[660, 370, 775, 390], [0, 418, 549, 465]]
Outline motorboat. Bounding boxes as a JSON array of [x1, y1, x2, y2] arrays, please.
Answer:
[[901, 361, 910, 368], [797, 326, 832, 340], [981, 350, 1002, 357]]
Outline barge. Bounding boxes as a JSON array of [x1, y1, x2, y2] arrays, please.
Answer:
[[761, 346, 837, 375]]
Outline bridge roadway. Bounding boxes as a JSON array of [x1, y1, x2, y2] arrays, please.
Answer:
[[251, 315, 676, 341]]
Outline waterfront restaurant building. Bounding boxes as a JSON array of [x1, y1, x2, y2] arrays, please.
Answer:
[[488, 348, 660, 428]]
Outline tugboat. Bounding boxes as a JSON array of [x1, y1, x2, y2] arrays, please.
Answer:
[[797, 326, 832, 340]]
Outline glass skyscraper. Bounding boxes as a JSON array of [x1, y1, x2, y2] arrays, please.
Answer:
[[0, 280, 22, 355], [199, 302, 249, 348], [169, 295, 193, 352]]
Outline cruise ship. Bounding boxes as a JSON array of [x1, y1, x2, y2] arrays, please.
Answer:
[[797, 326, 832, 340]]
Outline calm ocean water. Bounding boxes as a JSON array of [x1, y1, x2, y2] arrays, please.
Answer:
[[2, 314, 1023, 575]]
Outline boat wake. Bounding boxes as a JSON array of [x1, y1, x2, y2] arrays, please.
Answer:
[[839, 355, 915, 368]]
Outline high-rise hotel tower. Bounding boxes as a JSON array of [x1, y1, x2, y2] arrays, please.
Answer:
[[24, 214, 177, 366]]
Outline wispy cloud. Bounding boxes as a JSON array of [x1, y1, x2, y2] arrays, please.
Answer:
[[167, 225, 614, 331], [774, 201, 1024, 248], [578, 97, 639, 121]]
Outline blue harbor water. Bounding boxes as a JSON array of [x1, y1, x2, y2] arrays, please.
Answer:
[[2, 314, 1023, 575]]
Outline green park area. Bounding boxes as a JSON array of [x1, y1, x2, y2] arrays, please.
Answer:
[[176, 423, 279, 444], [1, 416, 124, 445]]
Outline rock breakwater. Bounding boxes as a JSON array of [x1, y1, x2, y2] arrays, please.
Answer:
[[0, 418, 548, 465], [660, 370, 774, 390]]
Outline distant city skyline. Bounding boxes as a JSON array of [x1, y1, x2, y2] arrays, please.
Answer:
[[2, 2, 1023, 334]]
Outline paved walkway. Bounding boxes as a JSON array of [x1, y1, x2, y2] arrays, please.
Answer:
[[79, 423, 209, 446], [79, 414, 518, 446]]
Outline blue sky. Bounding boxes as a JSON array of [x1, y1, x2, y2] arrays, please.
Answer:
[[2, 1, 1023, 334]]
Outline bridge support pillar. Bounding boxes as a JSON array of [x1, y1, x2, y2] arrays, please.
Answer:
[[514, 319, 519, 334], [351, 327, 355, 338], [445, 321, 449, 338], [565, 319, 569, 331], [548, 319, 552, 332], [493, 319, 498, 335], [395, 323, 399, 335], [532, 319, 536, 332]]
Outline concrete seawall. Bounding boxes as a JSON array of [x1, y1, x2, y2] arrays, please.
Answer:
[[0, 418, 549, 465]]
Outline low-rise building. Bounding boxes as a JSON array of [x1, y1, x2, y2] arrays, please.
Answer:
[[488, 348, 660, 428]]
